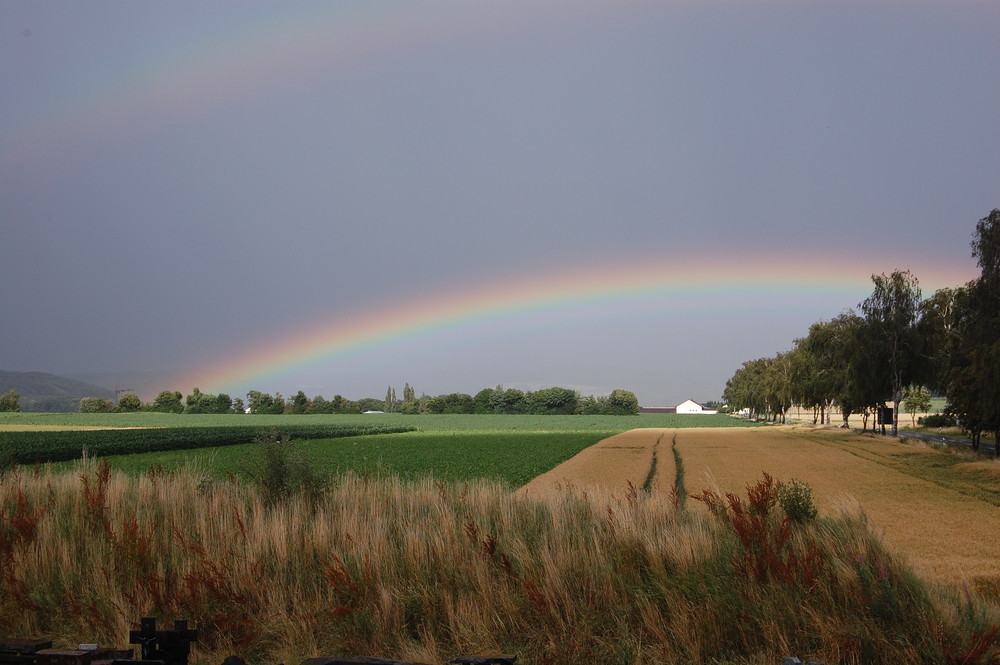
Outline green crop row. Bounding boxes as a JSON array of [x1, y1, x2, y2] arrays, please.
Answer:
[[48, 430, 614, 487], [297, 430, 616, 486], [0, 423, 416, 464]]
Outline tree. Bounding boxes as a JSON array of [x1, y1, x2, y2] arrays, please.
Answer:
[[605, 389, 640, 415], [151, 390, 184, 414], [184, 388, 212, 414], [0, 389, 21, 412], [183, 388, 231, 414], [384, 386, 397, 413], [291, 390, 310, 414], [473, 387, 497, 414], [724, 357, 785, 422], [576, 394, 600, 415], [946, 209, 1000, 453], [247, 390, 283, 414], [330, 395, 355, 413], [973, 208, 1000, 285], [860, 270, 923, 436], [918, 287, 967, 393], [80, 397, 113, 413], [116, 392, 142, 412], [501, 388, 527, 414], [357, 397, 386, 413], [839, 310, 887, 431], [527, 387, 578, 415], [474, 385, 527, 414], [724, 358, 767, 419], [838, 316, 873, 429], [793, 312, 870, 428], [765, 352, 794, 424], [724, 352, 800, 423], [215, 393, 233, 414], [793, 320, 853, 424], [902, 385, 932, 427], [426, 393, 475, 414]]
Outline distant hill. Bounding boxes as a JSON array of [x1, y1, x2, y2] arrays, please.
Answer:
[[0, 370, 115, 412], [66, 369, 193, 404]]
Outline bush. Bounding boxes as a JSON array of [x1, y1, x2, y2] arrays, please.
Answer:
[[115, 393, 142, 412], [79, 397, 114, 413], [242, 429, 329, 506], [919, 413, 957, 428], [0, 389, 21, 412], [778, 478, 819, 523]]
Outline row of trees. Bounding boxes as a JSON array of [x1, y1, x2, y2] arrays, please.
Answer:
[[92, 384, 641, 416], [723, 209, 1000, 455]]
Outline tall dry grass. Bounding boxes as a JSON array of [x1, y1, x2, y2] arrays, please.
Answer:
[[2, 461, 999, 665]]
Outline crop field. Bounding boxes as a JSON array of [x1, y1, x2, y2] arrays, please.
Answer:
[[6, 411, 998, 586], [2, 412, 759, 484], [0, 411, 754, 431], [3, 414, 1000, 663], [522, 425, 1000, 587], [4, 432, 1000, 665], [58, 430, 614, 486], [677, 427, 1000, 585]]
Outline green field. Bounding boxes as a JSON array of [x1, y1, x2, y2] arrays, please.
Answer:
[[3, 412, 759, 485], [63, 430, 612, 486], [0, 411, 751, 431]]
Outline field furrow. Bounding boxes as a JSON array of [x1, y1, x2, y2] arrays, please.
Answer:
[[517, 428, 672, 498]]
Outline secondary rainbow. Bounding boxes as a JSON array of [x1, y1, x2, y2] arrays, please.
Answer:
[[7, 0, 627, 167], [187, 254, 976, 395]]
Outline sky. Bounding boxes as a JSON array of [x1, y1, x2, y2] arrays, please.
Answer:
[[1, 0, 997, 407]]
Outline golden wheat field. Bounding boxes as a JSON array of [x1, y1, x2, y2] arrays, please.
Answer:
[[521, 425, 1000, 587]]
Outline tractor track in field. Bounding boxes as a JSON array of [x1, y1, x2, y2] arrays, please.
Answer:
[[518, 425, 1000, 585], [516, 427, 673, 498]]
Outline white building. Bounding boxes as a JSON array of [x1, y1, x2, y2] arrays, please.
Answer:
[[675, 399, 718, 415]]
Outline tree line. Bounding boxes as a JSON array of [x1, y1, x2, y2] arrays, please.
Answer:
[[70, 383, 640, 416], [723, 209, 1000, 455]]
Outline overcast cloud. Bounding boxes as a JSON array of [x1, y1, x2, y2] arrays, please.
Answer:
[[2, 0, 997, 406]]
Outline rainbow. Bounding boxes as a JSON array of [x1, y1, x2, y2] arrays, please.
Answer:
[[185, 254, 977, 395], [8, 1, 983, 396]]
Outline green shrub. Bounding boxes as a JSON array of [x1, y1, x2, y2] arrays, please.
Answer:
[[242, 428, 329, 506], [919, 413, 957, 428], [778, 478, 818, 523], [79, 397, 114, 413]]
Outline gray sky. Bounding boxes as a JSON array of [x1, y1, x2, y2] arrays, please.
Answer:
[[2, 0, 997, 406]]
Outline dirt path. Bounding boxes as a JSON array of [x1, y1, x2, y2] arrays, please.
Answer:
[[517, 427, 677, 498], [517, 426, 1000, 587]]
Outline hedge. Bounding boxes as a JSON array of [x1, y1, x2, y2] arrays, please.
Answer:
[[0, 423, 417, 465], [917, 413, 957, 428]]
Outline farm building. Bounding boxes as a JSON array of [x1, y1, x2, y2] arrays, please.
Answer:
[[640, 399, 719, 414], [675, 399, 718, 414], [640, 406, 676, 414]]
